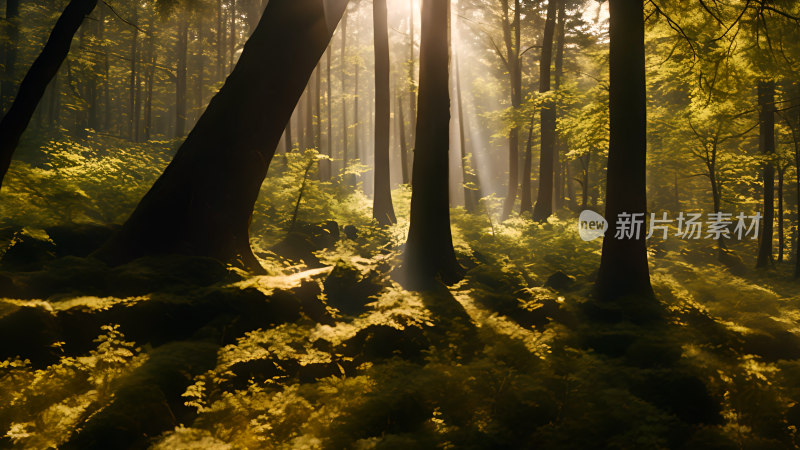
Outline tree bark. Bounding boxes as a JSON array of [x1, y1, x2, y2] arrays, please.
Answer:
[[501, 0, 521, 219], [397, 88, 409, 184], [756, 81, 775, 268], [176, 14, 189, 138], [552, 0, 566, 210], [372, 0, 396, 225], [322, 45, 332, 179], [0, 0, 98, 190], [403, 0, 463, 289], [128, 3, 139, 140], [341, 10, 348, 172], [594, 0, 653, 301], [455, 52, 477, 213], [95, 0, 349, 271], [1, 0, 20, 114], [531, 0, 558, 221], [778, 165, 784, 262]]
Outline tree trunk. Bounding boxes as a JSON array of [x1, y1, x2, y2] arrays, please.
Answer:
[[217, 0, 224, 81], [95, 0, 349, 271], [594, 0, 653, 301], [229, 0, 237, 70], [128, 3, 139, 140], [176, 14, 189, 138], [455, 52, 477, 213], [756, 81, 775, 268], [501, 0, 521, 219], [1, 0, 20, 114], [0, 0, 98, 190], [372, 0, 396, 225], [778, 165, 785, 262], [403, 0, 463, 289], [315, 59, 322, 153], [531, 0, 558, 221], [553, 0, 566, 210], [409, 0, 417, 130], [322, 45, 332, 179], [520, 113, 535, 213], [354, 60, 360, 162], [341, 10, 348, 172], [397, 88, 410, 184]]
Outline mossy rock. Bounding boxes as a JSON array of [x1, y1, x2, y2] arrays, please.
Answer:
[[324, 262, 384, 316]]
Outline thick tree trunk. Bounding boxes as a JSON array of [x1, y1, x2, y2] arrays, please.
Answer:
[[176, 14, 189, 138], [756, 81, 775, 268], [594, 0, 653, 301], [531, 0, 558, 221], [95, 0, 349, 271], [1, 0, 20, 113], [372, 0, 396, 225], [403, 0, 463, 289], [0, 0, 98, 190]]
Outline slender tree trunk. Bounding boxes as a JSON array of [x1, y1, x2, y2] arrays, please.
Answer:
[[520, 113, 535, 210], [284, 118, 293, 153], [354, 60, 360, 162], [501, 0, 521, 219], [176, 14, 189, 138], [455, 52, 477, 212], [1, 0, 20, 114], [217, 0, 224, 81], [778, 165, 785, 262], [595, 0, 653, 301], [322, 45, 332, 180], [397, 88, 410, 184], [0, 0, 98, 190], [315, 59, 322, 152], [128, 3, 139, 140], [372, 0, 396, 225], [95, 0, 349, 271], [341, 10, 348, 172], [403, 0, 463, 288], [408, 0, 417, 130], [553, 0, 566, 209], [100, 5, 111, 132], [756, 81, 775, 268], [229, 0, 237, 70], [531, 0, 558, 221]]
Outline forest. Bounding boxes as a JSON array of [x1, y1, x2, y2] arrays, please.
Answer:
[[1, 0, 800, 448]]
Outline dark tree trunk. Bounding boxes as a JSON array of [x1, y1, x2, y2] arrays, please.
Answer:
[[341, 10, 348, 171], [322, 45, 332, 179], [372, 0, 396, 225], [501, 0, 521, 219], [354, 60, 360, 162], [520, 114, 535, 213], [756, 81, 775, 268], [403, 0, 463, 289], [128, 3, 139, 140], [284, 119, 293, 153], [456, 52, 477, 213], [0, 0, 98, 190], [553, 0, 566, 210], [397, 89, 410, 184], [315, 59, 322, 153], [1, 0, 20, 113], [176, 14, 189, 138], [594, 0, 653, 301], [531, 0, 558, 221], [778, 165, 785, 262], [95, 0, 349, 271]]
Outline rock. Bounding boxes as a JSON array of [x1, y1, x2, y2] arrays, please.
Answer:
[[0, 306, 61, 366], [106, 255, 231, 296], [323, 262, 384, 315], [344, 225, 358, 240], [544, 271, 576, 290], [297, 221, 340, 249], [270, 232, 323, 268], [718, 249, 746, 276]]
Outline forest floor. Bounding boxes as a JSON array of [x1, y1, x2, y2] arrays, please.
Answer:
[[1, 148, 800, 449]]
